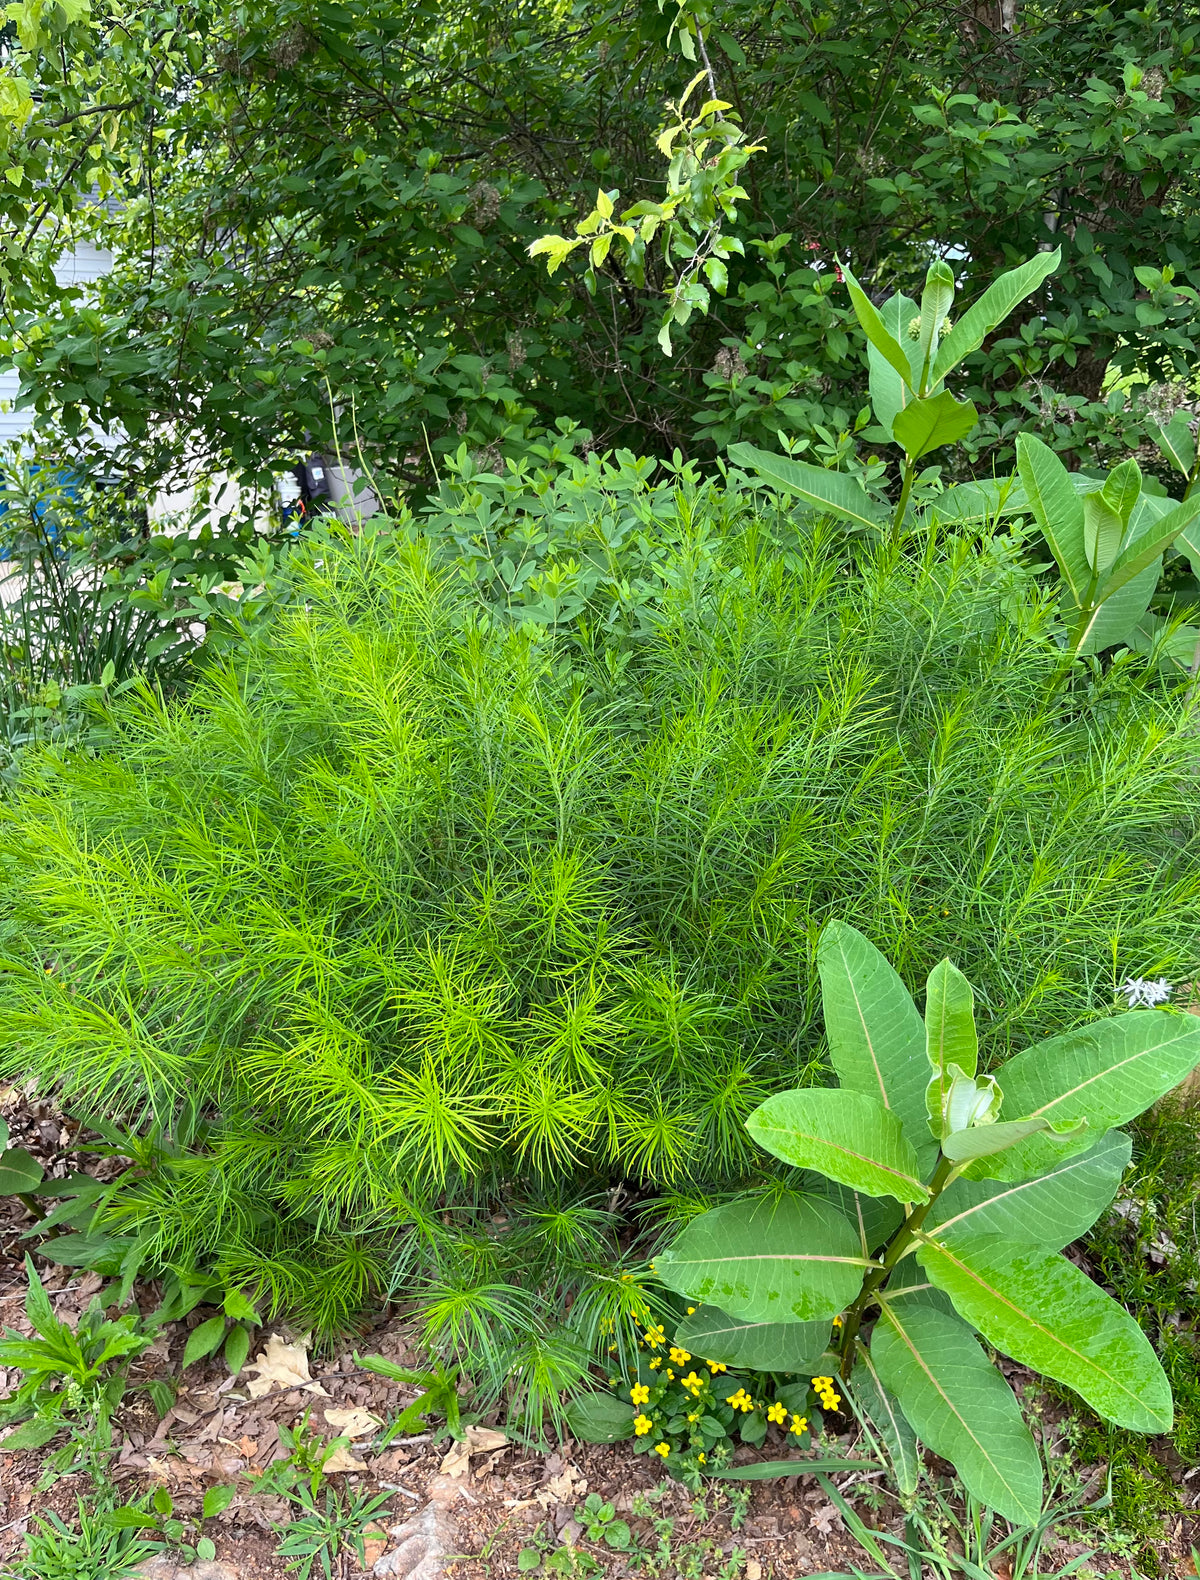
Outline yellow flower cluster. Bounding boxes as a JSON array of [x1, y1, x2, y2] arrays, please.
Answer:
[[680, 1370, 705, 1396], [811, 1374, 842, 1412], [725, 1387, 755, 1413], [706, 1360, 727, 1374]]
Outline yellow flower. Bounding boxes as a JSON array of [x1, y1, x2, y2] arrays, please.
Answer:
[[832, 1314, 843, 1328], [766, 1401, 788, 1424], [681, 1371, 704, 1395], [706, 1360, 727, 1374], [666, 1369, 675, 1380], [649, 1357, 661, 1369], [654, 1441, 670, 1458], [644, 1325, 667, 1349], [698, 1452, 706, 1464], [687, 1411, 699, 1424], [634, 1414, 654, 1436], [790, 1414, 808, 1437], [669, 1346, 692, 1366], [687, 1307, 696, 1315], [821, 1391, 842, 1411], [631, 1383, 650, 1406]]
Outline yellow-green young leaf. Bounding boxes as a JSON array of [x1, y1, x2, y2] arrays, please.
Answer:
[[1102, 458, 1141, 526], [978, 1009, 1200, 1181], [924, 959, 977, 1136], [930, 249, 1061, 385], [1015, 434, 1090, 606], [892, 390, 979, 459], [940, 1114, 1087, 1164], [590, 233, 613, 268], [928, 1131, 1131, 1247], [917, 1235, 1172, 1432], [1082, 492, 1123, 573], [595, 188, 614, 219], [841, 261, 916, 389], [816, 921, 937, 1178], [675, 1305, 830, 1373], [203, 1484, 236, 1520], [654, 1194, 872, 1324], [748, 1089, 929, 1203], [917, 260, 955, 389], [726, 443, 885, 531], [872, 1302, 1043, 1524], [0, 75, 32, 124]]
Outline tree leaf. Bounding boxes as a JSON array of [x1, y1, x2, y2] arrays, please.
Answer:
[[976, 1009, 1200, 1180], [848, 1346, 921, 1498], [917, 1234, 1172, 1432], [675, 1305, 830, 1373], [748, 1089, 929, 1203], [817, 921, 937, 1177], [0, 1147, 44, 1195], [564, 1391, 636, 1443], [929, 1131, 1131, 1247], [891, 390, 979, 460], [1016, 433, 1090, 606], [182, 1315, 229, 1371], [924, 959, 978, 1137], [872, 1301, 1043, 1524], [931, 249, 1061, 385], [727, 444, 885, 531], [841, 261, 916, 388], [655, 1194, 872, 1324]]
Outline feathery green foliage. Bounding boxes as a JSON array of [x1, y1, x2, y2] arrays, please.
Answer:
[[1, 478, 1199, 1346]]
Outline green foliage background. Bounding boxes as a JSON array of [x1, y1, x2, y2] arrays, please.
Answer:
[[6, 0, 1200, 492], [2, 465, 1200, 1331]]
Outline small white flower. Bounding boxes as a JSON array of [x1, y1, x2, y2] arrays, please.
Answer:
[[1121, 977, 1172, 1008]]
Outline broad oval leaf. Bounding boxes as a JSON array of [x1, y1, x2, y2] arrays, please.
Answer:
[[979, 1010, 1200, 1181], [655, 1194, 871, 1324], [817, 921, 937, 1178], [182, 1314, 228, 1371], [917, 1233, 1172, 1433], [941, 1114, 1086, 1164], [841, 261, 916, 389], [931, 249, 1060, 386], [872, 1301, 1043, 1524], [813, 1182, 903, 1256], [925, 959, 978, 1138], [930, 1131, 1131, 1247], [748, 1089, 929, 1203], [675, 1305, 830, 1373], [1082, 492, 1123, 574], [848, 1346, 920, 1498], [727, 443, 885, 531], [891, 390, 979, 460], [0, 1147, 44, 1195], [1155, 413, 1196, 479], [564, 1391, 636, 1444], [1016, 433, 1090, 607], [867, 291, 921, 438]]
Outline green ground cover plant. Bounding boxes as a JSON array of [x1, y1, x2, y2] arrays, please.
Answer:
[[652, 921, 1200, 1523], [0, 483, 1198, 1388]]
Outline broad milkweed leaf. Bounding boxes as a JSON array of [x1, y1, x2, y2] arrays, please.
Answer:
[[564, 1391, 636, 1443], [675, 1305, 830, 1373], [917, 261, 956, 387], [1101, 458, 1141, 526], [727, 443, 885, 530], [917, 1234, 1172, 1433], [929, 1131, 1131, 1247], [872, 1300, 1043, 1524], [925, 959, 977, 1137], [747, 1089, 929, 1203], [817, 921, 937, 1178], [1082, 492, 1123, 574], [848, 1347, 920, 1497], [1072, 559, 1161, 656], [841, 261, 916, 388], [867, 292, 921, 438], [713, 1456, 881, 1480], [891, 390, 979, 460], [918, 476, 1026, 528], [931, 249, 1060, 385], [655, 1194, 872, 1324], [1106, 493, 1200, 604], [882, 1252, 955, 1316], [1154, 413, 1196, 478], [1016, 433, 1090, 605], [812, 1181, 903, 1257], [976, 1010, 1200, 1181], [940, 1114, 1087, 1164]]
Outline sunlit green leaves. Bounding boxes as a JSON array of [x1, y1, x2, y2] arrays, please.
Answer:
[[748, 1088, 929, 1203], [727, 443, 885, 530], [918, 1234, 1172, 1432], [873, 1301, 1043, 1523], [675, 1305, 830, 1373], [654, 1194, 870, 1323]]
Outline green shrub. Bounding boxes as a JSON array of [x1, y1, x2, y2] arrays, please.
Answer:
[[1, 483, 1199, 1345]]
